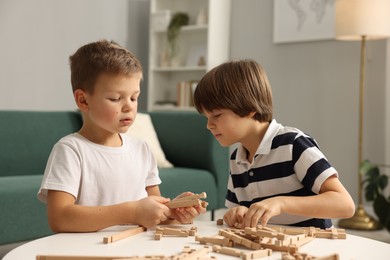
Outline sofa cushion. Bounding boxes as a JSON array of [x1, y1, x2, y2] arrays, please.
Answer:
[[126, 113, 173, 168], [0, 175, 52, 244], [0, 111, 82, 177], [159, 167, 218, 210]]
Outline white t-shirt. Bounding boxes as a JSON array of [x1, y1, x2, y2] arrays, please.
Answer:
[[38, 133, 161, 206]]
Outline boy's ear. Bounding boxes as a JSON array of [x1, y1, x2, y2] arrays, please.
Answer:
[[74, 89, 88, 111], [248, 111, 256, 118]]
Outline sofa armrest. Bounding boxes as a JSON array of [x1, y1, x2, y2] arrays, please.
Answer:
[[149, 111, 229, 208]]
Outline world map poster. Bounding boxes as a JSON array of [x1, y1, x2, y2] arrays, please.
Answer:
[[273, 0, 335, 43]]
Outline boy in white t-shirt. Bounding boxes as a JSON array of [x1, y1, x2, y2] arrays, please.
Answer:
[[38, 40, 204, 232]]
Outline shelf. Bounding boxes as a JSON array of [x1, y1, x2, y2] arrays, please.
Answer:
[[147, 0, 231, 112]]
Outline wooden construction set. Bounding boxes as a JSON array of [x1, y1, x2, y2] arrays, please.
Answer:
[[195, 223, 343, 259], [36, 192, 344, 259]]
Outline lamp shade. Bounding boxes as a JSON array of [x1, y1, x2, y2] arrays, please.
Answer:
[[335, 0, 390, 40]]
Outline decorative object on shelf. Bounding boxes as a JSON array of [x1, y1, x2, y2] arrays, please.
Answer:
[[167, 12, 189, 64], [151, 10, 171, 31], [197, 56, 206, 66], [361, 160, 390, 232], [196, 8, 207, 25], [186, 44, 207, 67], [176, 80, 198, 108], [159, 49, 170, 67], [335, 0, 390, 230], [176, 81, 192, 107]]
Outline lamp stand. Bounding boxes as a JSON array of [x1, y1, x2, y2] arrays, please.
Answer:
[[338, 36, 381, 230]]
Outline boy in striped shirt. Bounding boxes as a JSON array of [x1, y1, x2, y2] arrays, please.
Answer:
[[193, 60, 354, 229]]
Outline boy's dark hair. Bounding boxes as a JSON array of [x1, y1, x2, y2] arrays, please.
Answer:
[[69, 39, 142, 94], [193, 59, 273, 122]]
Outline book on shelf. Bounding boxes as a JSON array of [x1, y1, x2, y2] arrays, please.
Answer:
[[176, 80, 198, 107]]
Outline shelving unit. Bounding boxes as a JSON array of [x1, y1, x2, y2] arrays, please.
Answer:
[[147, 0, 231, 111]]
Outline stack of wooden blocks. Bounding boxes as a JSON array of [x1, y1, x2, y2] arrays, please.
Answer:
[[194, 223, 344, 259]]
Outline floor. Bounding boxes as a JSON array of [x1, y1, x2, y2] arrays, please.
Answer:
[[1, 209, 389, 259]]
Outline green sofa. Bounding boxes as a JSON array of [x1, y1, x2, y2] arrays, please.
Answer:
[[0, 110, 229, 245]]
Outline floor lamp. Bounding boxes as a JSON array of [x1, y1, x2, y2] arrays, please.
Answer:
[[335, 0, 390, 230]]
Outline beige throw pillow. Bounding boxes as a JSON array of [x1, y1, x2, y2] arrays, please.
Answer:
[[126, 113, 173, 168]]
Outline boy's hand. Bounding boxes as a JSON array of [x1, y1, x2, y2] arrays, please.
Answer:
[[133, 196, 171, 228], [168, 192, 206, 223], [223, 206, 248, 228], [242, 197, 283, 228]]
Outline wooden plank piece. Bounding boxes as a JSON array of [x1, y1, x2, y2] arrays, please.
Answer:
[[37, 256, 133, 260], [103, 226, 146, 244]]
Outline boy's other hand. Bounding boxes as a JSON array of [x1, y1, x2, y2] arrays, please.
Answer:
[[223, 206, 248, 228], [134, 196, 171, 228], [168, 192, 206, 223], [242, 197, 283, 228]]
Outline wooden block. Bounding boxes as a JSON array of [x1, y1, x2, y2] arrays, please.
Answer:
[[314, 253, 340, 260], [216, 219, 224, 225], [164, 227, 189, 236], [282, 228, 307, 236], [281, 252, 296, 260], [241, 248, 272, 260], [37, 256, 136, 260], [312, 228, 346, 239], [212, 245, 242, 257], [259, 240, 298, 253], [219, 230, 254, 249], [155, 227, 190, 237], [169, 192, 207, 203], [165, 192, 207, 209], [189, 227, 197, 236], [182, 246, 192, 253], [289, 234, 314, 247], [166, 199, 202, 209], [306, 227, 317, 237], [184, 246, 212, 260], [103, 226, 146, 244], [250, 243, 262, 250], [195, 235, 233, 247], [154, 233, 162, 240]]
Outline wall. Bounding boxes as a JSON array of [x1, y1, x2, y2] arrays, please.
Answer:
[[229, 0, 389, 203], [0, 0, 388, 202], [0, 0, 150, 111]]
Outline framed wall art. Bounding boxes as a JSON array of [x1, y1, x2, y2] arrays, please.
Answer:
[[273, 0, 335, 43]]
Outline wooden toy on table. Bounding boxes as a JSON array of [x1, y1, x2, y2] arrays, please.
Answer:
[[103, 226, 146, 244], [154, 226, 197, 240]]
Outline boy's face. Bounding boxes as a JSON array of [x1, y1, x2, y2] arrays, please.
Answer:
[[203, 109, 256, 147], [80, 72, 141, 136]]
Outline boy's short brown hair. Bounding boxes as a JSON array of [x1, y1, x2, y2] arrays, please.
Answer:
[[193, 59, 273, 122], [69, 39, 142, 94]]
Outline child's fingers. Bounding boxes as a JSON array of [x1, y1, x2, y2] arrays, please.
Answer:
[[235, 206, 247, 223]]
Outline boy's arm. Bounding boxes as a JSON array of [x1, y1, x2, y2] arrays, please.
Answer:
[[146, 185, 161, 196], [47, 190, 171, 233], [282, 175, 355, 218], [242, 175, 355, 227]]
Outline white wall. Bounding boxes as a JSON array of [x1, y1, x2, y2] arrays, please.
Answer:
[[229, 0, 389, 203], [0, 0, 150, 111], [0, 0, 388, 202]]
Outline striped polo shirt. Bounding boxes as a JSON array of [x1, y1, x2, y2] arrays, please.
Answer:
[[225, 119, 337, 228]]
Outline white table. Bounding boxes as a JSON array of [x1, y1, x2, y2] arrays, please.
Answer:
[[3, 221, 390, 259]]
